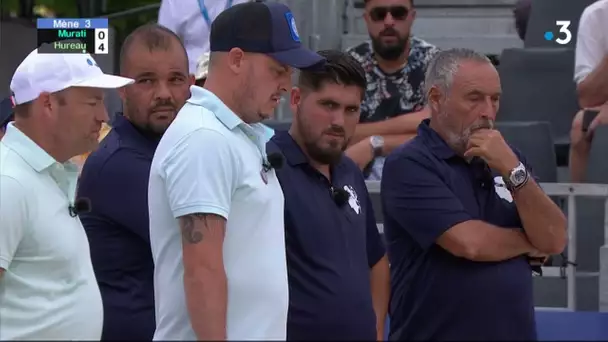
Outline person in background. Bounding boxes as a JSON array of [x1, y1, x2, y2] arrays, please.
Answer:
[[158, 0, 251, 75], [0, 96, 15, 140], [0, 49, 133, 340], [345, 0, 438, 180], [268, 50, 389, 341], [381, 48, 567, 340], [148, 2, 324, 340], [569, 0, 608, 182], [195, 52, 210, 87], [513, 0, 532, 41], [77, 24, 193, 341]]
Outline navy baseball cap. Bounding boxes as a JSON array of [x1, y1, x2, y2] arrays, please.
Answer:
[[209, 1, 325, 69], [0, 96, 14, 128]]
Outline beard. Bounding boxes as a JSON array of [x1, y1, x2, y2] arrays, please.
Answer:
[[296, 106, 349, 165], [124, 99, 173, 137], [370, 28, 409, 61]]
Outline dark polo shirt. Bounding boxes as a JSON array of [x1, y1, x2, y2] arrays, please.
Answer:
[[267, 131, 386, 341], [78, 114, 159, 340], [382, 119, 537, 341]]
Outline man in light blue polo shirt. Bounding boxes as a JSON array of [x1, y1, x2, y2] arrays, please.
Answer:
[[148, 2, 324, 340], [0, 49, 133, 339]]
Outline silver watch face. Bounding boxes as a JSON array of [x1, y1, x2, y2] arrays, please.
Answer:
[[370, 136, 384, 149], [510, 168, 527, 186]]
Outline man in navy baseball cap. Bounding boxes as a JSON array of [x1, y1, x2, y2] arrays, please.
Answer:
[[210, 1, 325, 69]]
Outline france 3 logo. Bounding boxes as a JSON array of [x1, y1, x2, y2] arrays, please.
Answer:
[[543, 21, 572, 45]]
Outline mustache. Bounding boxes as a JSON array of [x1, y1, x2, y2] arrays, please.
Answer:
[[150, 100, 176, 112], [323, 125, 346, 136], [379, 27, 399, 36], [469, 119, 494, 131]]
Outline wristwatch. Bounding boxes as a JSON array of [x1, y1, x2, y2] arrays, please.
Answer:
[[369, 136, 384, 158], [503, 162, 529, 191]]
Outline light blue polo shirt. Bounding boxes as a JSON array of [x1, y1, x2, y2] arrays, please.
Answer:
[[148, 86, 288, 340], [0, 123, 103, 340]]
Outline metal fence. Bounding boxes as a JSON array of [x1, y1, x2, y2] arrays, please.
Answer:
[[365, 180, 608, 312]]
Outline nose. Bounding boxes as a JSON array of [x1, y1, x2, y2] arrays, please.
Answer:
[[384, 13, 397, 26], [330, 110, 346, 127], [154, 80, 173, 101], [481, 96, 498, 121], [97, 106, 110, 123]]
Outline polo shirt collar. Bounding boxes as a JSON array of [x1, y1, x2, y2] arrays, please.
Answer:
[[272, 130, 348, 172], [2, 122, 57, 172], [112, 113, 159, 156], [418, 118, 457, 160], [188, 86, 242, 130]]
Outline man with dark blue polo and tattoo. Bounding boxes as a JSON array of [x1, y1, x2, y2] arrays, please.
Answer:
[[382, 48, 567, 340], [268, 50, 390, 341]]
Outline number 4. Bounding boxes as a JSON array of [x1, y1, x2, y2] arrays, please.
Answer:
[[98, 43, 105, 52], [555, 21, 572, 45]]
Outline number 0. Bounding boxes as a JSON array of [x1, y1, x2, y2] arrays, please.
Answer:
[[98, 31, 106, 40]]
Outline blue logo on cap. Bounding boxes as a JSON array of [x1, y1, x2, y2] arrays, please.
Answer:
[[86, 58, 98, 67], [284, 12, 300, 43]]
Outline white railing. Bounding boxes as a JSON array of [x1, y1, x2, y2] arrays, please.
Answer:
[[365, 181, 608, 311]]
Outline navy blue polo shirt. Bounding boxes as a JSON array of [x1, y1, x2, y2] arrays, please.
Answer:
[[78, 114, 159, 340], [382, 119, 537, 341], [267, 131, 386, 341]]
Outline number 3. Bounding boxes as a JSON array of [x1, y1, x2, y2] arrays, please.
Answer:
[[85, 19, 91, 28], [555, 21, 572, 45]]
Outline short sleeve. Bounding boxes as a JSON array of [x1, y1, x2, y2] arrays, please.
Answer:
[[364, 191, 386, 268], [0, 176, 28, 270], [162, 129, 238, 219], [574, 7, 603, 83], [381, 154, 472, 250], [158, 0, 183, 37]]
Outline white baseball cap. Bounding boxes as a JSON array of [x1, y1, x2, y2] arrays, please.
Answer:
[[195, 52, 210, 80], [10, 48, 134, 105]]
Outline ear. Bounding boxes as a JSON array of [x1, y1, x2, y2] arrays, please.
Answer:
[[410, 8, 417, 21], [188, 74, 196, 85], [118, 86, 127, 102], [290, 87, 301, 114], [427, 86, 443, 113], [227, 48, 245, 74]]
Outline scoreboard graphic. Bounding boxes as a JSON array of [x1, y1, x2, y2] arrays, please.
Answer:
[[37, 18, 109, 54]]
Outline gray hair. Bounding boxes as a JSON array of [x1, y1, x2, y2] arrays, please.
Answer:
[[423, 48, 491, 98]]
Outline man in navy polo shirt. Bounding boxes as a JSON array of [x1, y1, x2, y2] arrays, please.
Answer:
[[381, 48, 568, 340], [77, 24, 192, 340], [268, 50, 390, 341]]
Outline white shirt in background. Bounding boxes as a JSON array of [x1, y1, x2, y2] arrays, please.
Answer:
[[0, 123, 103, 340], [149, 86, 288, 340], [574, 0, 608, 83], [158, 0, 250, 74]]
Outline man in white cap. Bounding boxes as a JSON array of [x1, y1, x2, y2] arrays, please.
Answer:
[[0, 47, 133, 340]]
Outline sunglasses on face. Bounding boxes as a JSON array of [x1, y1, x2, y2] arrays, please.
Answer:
[[369, 5, 409, 21]]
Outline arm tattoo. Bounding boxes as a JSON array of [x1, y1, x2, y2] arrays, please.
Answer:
[[180, 214, 210, 244]]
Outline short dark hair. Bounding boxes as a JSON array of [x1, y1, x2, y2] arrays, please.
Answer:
[[119, 23, 187, 73], [298, 50, 366, 96], [364, 0, 414, 6]]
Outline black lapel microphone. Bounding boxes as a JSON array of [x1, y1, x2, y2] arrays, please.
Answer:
[[331, 186, 350, 207], [69, 198, 91, 217], [263, 152, 284, 172]]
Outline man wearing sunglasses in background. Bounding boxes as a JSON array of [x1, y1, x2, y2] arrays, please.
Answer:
[[345, 0, 438, 180]]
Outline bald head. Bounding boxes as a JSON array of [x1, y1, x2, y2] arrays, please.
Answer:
[[119, 24, 188, 74]]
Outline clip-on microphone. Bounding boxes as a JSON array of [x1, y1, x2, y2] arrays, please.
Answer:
[[263, 152, 284, 172], [331, 187, 350, 207], [69, 198, 91, 217]]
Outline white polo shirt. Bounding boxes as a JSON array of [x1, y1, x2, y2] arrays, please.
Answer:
[[0, 123, 103, 340], [158, 0, 250, 74], [574, 0, 608, 83], [149, 86, 288, 340]]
